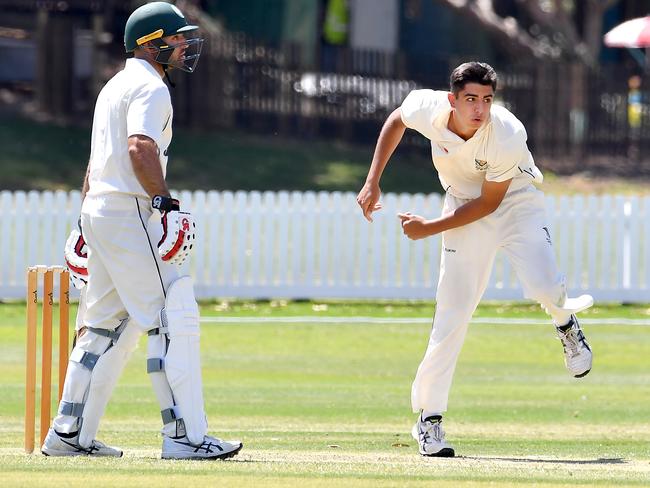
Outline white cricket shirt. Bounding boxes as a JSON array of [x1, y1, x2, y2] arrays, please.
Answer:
[[400, 89, 542, 199], [86, 58, 173, 198]]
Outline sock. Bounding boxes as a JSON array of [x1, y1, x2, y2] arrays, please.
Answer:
[[556, 315, 575, 332], [421, 411, 442, 422], [551, 310, 573, 327]]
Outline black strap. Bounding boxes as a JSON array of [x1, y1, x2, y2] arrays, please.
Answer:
[[164, 67, 176, 88]]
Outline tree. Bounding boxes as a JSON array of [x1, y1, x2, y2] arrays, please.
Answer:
[[434, 0, 621, 67]]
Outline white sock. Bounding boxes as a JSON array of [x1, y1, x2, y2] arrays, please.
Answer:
[[553, 313, 573, 328], [421, 411, 442, 421]]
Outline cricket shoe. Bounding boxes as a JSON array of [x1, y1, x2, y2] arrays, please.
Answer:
[[162, 434, 243, 460], [411, 415, 455, 457], [41, 428, 123, 457], [557, 314, 592, 378]]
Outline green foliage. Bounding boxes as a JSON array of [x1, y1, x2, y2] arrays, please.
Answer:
[[0, 117, 90, 191]]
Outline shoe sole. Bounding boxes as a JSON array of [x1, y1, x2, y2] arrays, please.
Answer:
[[421, 447, 455, 458], [574, 369, 591, 378], [162, 443, 243, 461], [42, 450, 84, 457], [41, 449, 123, 457], [412, 426, 455, 458]]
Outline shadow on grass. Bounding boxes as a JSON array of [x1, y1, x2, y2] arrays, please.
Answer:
[[0, 115, 441, 194], [458, 456, 626, 465]]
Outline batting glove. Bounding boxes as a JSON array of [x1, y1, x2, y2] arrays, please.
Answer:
[[64, 227, 88, 289], [152, 195, 196, 266]]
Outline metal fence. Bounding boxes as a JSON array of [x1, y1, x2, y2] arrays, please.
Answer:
[[1, 190, 648, 302], [5, 12, 648, 175], [162, 35, 650, 176]]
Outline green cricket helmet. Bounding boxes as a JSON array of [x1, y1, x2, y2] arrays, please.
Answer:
[[124, 2, 204, 72]]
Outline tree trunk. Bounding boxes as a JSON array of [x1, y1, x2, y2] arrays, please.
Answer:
[[36, 9, 74, 121]]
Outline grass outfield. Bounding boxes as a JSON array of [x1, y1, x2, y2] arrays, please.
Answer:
[[0, 115, 439, 194], [0, 301, 649, 486], [5, 114, 650, 197]]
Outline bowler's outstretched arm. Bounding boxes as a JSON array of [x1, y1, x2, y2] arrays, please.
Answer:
[[357, 108, 406, 222]]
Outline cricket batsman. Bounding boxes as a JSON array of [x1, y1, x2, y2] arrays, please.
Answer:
[[43, 2, 243, 459]]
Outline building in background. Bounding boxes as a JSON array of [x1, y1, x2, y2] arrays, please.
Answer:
[[0, 0, 648, 175], [204, 0, 494, 77]]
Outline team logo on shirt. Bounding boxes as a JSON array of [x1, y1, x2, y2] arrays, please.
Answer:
[[474, 159, 488, 171]]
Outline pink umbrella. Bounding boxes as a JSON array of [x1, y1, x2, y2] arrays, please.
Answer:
[[604, 16, 650, 48]]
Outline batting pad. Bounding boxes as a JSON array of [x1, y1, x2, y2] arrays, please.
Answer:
[[161, 276, 208, 445], [77, 321, 141, 448], [147, 333, 176, 427]]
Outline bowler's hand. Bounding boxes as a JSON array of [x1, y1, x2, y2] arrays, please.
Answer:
[[398, 212, 437, 240], [356, 182, 383, 222]]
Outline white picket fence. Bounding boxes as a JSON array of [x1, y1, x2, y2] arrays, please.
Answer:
[[1, 190, 649, 302]]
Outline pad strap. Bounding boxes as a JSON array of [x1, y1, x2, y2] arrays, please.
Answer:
[[59, 401, 85, 417], [147, 326, 169, 336], [147, 358, 165, 373], [161, 407, 180, 425], [69, 349, 100, 371], [87, 326, 121, 341]]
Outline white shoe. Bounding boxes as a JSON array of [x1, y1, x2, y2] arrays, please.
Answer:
[[411, 415, 455, 457], [162, 434, 243, 460], [557, 315, 592, 378], [41, 428, 123, 457]]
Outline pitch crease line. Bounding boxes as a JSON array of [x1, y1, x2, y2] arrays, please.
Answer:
[[200, 316, 650, 326]]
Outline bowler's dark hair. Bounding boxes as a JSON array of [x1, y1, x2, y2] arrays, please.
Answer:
[[450, 62, 497, 95]]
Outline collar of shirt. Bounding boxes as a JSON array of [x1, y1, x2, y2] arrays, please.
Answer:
[[125, 57, 164, 79]]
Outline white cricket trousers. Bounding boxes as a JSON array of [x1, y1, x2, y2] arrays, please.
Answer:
[[81, 193, 179, 333], [411, 185, 565, 414], [52, 193, 180, 436]]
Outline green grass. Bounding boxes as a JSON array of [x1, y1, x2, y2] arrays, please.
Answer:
[[1, 301, 649, 486], [6, 114, 650, 197], [0, 115, 440, 194]]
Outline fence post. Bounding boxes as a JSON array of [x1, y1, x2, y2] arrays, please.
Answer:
[[0, 191, 648, 301], [569, 63, 588, 163]]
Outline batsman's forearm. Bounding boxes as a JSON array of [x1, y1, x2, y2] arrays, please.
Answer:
[[366, 110, 406, 184], [128, 136, 170, 198], [132, 158, 170, 198]]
